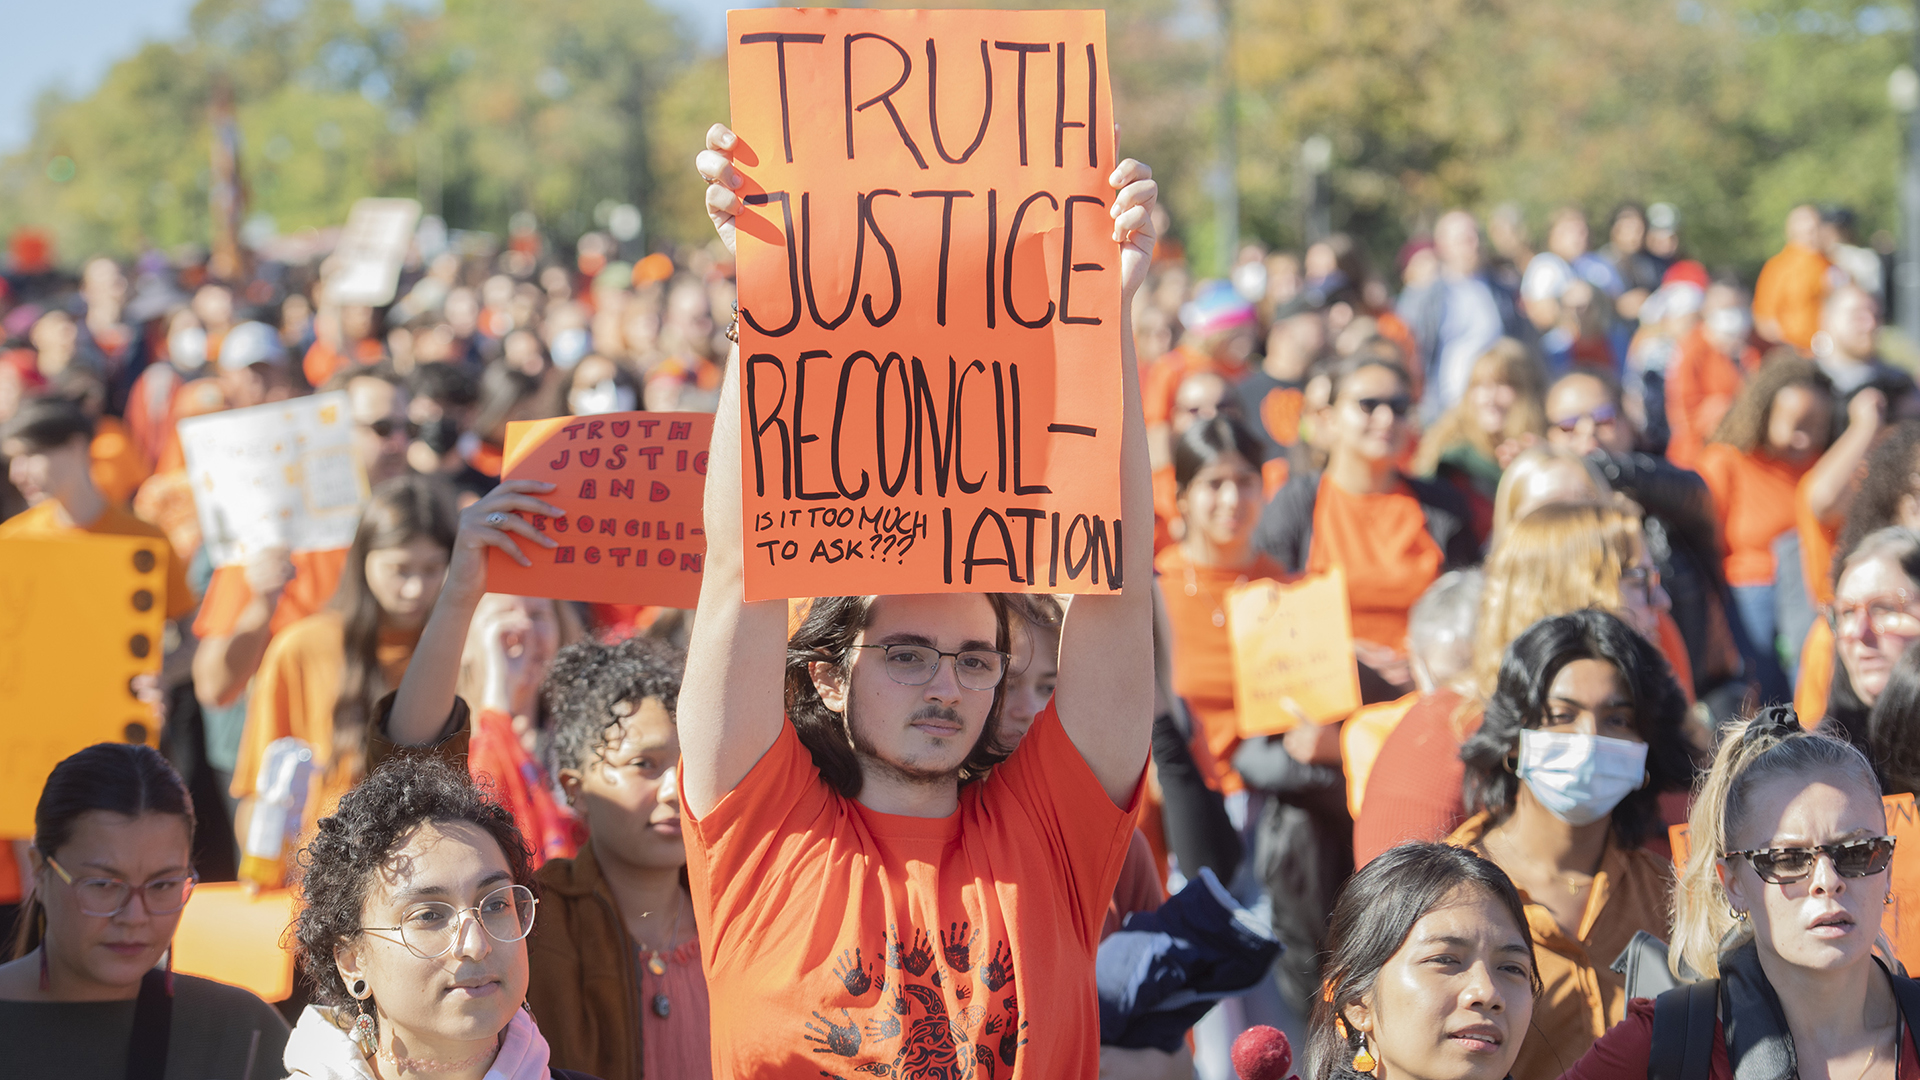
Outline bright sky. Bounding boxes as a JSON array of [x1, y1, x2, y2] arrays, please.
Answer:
[[0, 0, 744, 154]]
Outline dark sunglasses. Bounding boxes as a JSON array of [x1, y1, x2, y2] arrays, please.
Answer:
[[363, 417, 421, 439], [1724, 836, 1896, 884], [1352, 395, 1412, 419], [1553, 403, 1618, 433]]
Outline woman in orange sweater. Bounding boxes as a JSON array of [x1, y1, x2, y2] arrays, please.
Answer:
[[233, 475, 459, 878], [1696, 353, 1835, 704], [1155, 415, 1290, 791]]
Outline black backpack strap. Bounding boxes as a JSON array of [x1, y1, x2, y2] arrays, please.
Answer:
[[125, 967, 173, 1080], [1889, 971, 1920, 1047], [1650, 980, 1719, 1080]]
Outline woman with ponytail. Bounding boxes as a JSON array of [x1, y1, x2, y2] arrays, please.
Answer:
[[1564, 707, 1920, 1080], [0, 743, 287, 1077]]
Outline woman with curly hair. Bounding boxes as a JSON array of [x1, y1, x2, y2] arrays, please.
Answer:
[[1695, 351, 1835, 703], [287, 756, 597, 1080], [377, 477, 709, 1079], [1450, 609, 1695, 1080]]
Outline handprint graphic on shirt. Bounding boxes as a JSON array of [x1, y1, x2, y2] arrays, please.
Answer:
[[940, 921, 979, 972], [833, 947, 875, 997], [803, 1008, 863, 1057], [980, 940, 1013, 991]]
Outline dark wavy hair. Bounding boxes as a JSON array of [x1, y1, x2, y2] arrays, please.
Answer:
[[1173, 415, 1268, 496], [292, 757, 535, 1015], [545, 635, 687, 773], [1833, 421, 1920, 562], [1309, 842, 1539, 1080], [329, 475, 459, 783], [786, 594, 1032, 798], [1459, 609, 1694, 847], [8, 744, 194, 960], [1708, 350, 1833, 455]]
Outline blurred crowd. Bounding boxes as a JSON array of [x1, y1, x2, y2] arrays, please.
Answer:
[[4, 185, 1920, 1080]]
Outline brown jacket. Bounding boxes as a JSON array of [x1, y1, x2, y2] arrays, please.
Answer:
[[1446, 811, 1675, 1080], [528, 843, 644, 1080]]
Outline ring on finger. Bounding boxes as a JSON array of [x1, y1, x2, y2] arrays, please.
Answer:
[[486, 512, 509, 528]]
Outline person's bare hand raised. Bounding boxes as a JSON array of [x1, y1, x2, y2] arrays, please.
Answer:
[[698, 123, 745, 257]]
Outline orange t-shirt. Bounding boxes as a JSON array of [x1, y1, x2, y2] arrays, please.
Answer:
[[232, 611, 421, 825], [1142, 345, 1247, 428], [1155, 545, 1293, 793], [1795, 474, 1841, 609], [1307, 474, 1444, 648], [90, 415, 152, 506], [0, 500, 195, 620], [1796, 618, 1835, 728], [1752, 242, 1832, 352], [1340, 692, 1419, 818], [192, 548, 350, 640], [684, 700, 1141, 1079], [1664, 327, 1753, 471], [1695, 443, 1814, 587]]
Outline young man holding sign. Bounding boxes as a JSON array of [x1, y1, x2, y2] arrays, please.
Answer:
[[682, 75, 1158, 1080]]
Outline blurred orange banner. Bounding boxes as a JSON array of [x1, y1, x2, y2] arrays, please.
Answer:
[[0, 535, 167, 836], [487, 412, 712, 608], [726, 7, 1123, 599], [1670, 791, 1920, 972], [1227, 570, 1362, 736], [171, 882, 297, 1002]]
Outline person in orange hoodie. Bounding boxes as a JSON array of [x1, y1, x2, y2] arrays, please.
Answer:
[[1752, 204, 1833, 352], [1696, 352, 1836, 704]]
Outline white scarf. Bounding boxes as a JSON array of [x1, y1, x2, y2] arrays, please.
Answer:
[[284, 1004, 552, 1080]]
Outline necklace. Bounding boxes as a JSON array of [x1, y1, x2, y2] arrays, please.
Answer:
[[1183, 565, 1249, 629], [376, 1038, 499, 1074], [635, 885, 684, 1020]]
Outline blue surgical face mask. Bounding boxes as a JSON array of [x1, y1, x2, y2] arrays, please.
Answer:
[[1514, 729, 1648, 826]]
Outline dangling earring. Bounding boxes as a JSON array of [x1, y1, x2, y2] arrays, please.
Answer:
[[353, 1009, 377, 1055], [1728, 904, 1747, 922], [1352, 1032, 1377, 1074]]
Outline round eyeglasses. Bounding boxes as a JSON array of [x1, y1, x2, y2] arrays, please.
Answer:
[[1724, 836, 1896, 884], [848, 643, 1009, 691], [361, 884, 538, 959], [1820, 593, 1920, 639], [46, 855, 197, 918]]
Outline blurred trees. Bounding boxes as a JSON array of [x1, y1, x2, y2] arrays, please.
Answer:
[[0, 0, 1914, 278]]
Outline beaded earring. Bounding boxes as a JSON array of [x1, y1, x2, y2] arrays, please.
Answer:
[[1352, 1032, 1377, 1074]]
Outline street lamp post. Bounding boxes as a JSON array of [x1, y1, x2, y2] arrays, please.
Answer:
[[1894, 61, 1920, 336]]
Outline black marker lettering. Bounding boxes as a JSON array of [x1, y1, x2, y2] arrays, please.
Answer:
[[992, 41, 1049, 166], [744, 353, 791, 498], [861, 189, 903, 326], [741, 192, 802, 336], [1004, 191, 1058, 328], [910, 190, 972, 326], [792, 349, 835, 501], [927, 39, 994, 165], [738, 32, 826, 164], [844, 33, 928, 168], [1059, 194, 1106, 325]]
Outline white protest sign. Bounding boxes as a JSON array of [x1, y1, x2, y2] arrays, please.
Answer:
[[179, 391, 367, 567], [327, 198, 422, 306]]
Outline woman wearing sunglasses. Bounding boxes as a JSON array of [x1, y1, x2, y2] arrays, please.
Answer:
[[287, 754, 596, 1080], [1563, 707, 1920, 1080], [0, 743, 289, 1078], [1255, 352, 1480, 695]]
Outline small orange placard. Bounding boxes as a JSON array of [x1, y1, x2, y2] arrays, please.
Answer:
[[1227, 569, 1362, 736], [170, 882, 298, 1002], [486, 412, 712, 608], [728, 7, 1124, 599]]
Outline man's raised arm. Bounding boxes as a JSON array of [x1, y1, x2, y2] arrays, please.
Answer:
[[1055, 157, 1159, 807], [679, 123, 791, 818]]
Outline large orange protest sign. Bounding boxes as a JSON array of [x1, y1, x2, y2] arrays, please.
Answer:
[[727, 8, 1123, 600], [171, 883, 297, 1002], [1670, 792, 1920, 972], [1226, 571, 1363, 736], [0, 535, 166, 835], [487, 411, 711, 608]]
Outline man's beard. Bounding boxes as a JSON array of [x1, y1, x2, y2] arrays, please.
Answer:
[[847, 703, 980, 788]]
